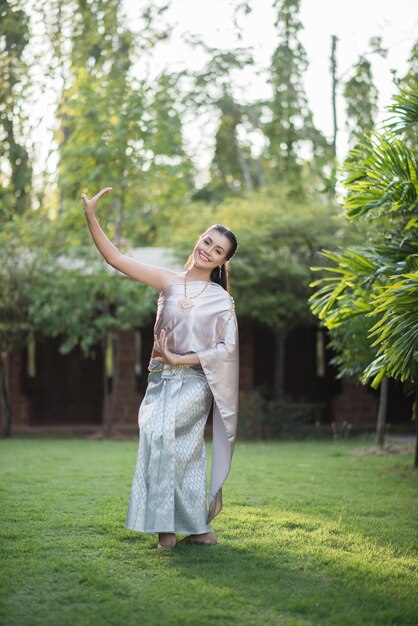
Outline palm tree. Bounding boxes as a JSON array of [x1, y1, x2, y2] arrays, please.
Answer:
[[309, 81, 418, 466]]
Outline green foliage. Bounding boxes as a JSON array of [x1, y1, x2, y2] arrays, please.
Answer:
[[0, 0, 32, 218], [28, 251, 156, 358], [343, 56, 378, 148], [1, 212, 156, 359], [184, 44, 258, 201], [238, 389, 320, 439], [364, 270, 418, 385], [387, 81, 418, 139], [344, 133, 418, 225], [327, 315, 378, 380], [0, 237, 34, 353], [310, 82, 418, 391], [265, 0, 332, 186], [43, 0, 194, 246], [169, 185, 343, 333]]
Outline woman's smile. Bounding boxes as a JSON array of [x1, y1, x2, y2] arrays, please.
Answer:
[[198, 250, 211, 262]]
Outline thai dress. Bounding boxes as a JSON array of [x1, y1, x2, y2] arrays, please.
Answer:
[[126, 279, 239, 535]]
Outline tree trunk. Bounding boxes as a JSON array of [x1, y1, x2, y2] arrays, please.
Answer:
[[236, 141, 254, 193], [273, 328, 286, 399], [329, 35, 338, 195], [109, 333, 121, 437], [115, 195, 124, 244], [376, 375, 388, 449], [414, 383, 418, 469], [0, 351, 12, 438], [101, 338, 113, 438]]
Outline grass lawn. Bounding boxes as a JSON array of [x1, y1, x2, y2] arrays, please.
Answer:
[[1, 437, 417, 626]]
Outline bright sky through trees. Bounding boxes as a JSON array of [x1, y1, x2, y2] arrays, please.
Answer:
[[123, 0, 417, 167], [28, 0, 418, 182]]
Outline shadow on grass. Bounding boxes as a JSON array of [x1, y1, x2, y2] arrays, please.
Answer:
[[111, 510, 418, 626]]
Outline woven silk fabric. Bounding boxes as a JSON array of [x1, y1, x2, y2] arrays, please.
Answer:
[[126, 359, 213, 534], [126, 279, 239, 533]]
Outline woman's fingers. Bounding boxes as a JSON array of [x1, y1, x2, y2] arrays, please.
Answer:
[[92, 187, 113, 203], [160, 331, 168, 353], [155, 330, 169, 357], [80, 187, 113, 212]]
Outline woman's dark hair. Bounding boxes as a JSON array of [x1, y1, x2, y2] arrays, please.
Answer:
[[185, 224, 238, 292], [208, 225, 238, 291]]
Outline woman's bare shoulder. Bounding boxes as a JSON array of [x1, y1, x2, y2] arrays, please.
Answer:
[[159, 270, 186, 290]]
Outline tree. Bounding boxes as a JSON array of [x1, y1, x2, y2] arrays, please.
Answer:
[[0, 226, 37, 436], [35, 0, 192, 246], [343, 56, 378, 149], [183, 41, 258, 201], [309, 246, 393, 448], [309, 82, 418, 465], [0, 0, 32, 219], [265, 0, 332, 187]]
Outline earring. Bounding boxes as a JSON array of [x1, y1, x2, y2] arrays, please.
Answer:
[[218, 266, 222, 279]]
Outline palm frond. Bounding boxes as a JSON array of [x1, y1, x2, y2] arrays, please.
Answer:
[[362, 270, 418, 384], [386, 81, 418, 134], [343, 132, 418, 222]]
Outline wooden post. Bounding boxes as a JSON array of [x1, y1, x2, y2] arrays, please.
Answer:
[[0, 351, 12, 438]]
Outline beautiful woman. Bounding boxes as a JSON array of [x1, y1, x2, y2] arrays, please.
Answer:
[[81, 187, 239, 549]]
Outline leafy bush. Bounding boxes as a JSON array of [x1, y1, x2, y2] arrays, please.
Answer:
[[237, 388, 325, 440]]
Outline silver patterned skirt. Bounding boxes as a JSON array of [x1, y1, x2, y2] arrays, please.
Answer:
[[126, 358, 213, 534]]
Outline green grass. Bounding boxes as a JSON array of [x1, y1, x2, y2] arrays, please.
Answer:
[[1, 437, 417, 626]]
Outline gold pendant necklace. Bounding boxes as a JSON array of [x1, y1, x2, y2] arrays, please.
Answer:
[[178, 270, 210, 312]]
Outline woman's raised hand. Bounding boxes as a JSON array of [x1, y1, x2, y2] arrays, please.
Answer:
[[81, 187, 113, 216]]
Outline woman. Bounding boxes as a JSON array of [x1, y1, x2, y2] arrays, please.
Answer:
[[81, 187, 239, 549]]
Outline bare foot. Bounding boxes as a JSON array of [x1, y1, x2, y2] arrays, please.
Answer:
[[157, 532, 176, 549], [182, 532, 217, 545]]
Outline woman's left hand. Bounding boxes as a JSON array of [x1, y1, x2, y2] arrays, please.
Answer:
[[154, 329, 180, 366]]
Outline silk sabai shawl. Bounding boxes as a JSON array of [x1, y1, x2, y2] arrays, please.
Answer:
[[154, 280, 239, 521]]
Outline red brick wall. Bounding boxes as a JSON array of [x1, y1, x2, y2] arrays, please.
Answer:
[[330, 378, 378, 428], [111, 330, 143, 426]]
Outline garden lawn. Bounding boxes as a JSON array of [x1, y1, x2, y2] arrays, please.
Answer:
[[0, 437, 417, 626]]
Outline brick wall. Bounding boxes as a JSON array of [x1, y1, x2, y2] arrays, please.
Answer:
[[111, 329, 143, 426], [0, 351, 31, 429], [330, 378, 378, 428]]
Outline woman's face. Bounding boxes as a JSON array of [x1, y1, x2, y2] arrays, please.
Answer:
[[192, 229, 231, 270]]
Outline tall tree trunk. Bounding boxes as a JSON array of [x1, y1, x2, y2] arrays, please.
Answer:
[[376, 375, 388, 449], [414, 383, 418, 469], [245, 105, 265, 189], [109, 333, 121, 437], [0, 352, 12, 438], [115, 183, 125, 245], [329, 35, 338, 195], [273, 328, 286, 399], [101, 338, 113, 438], [236, 141, 254, 193]]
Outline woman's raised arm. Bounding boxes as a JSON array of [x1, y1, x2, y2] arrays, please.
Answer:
[[81, 187, 177, 291]]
